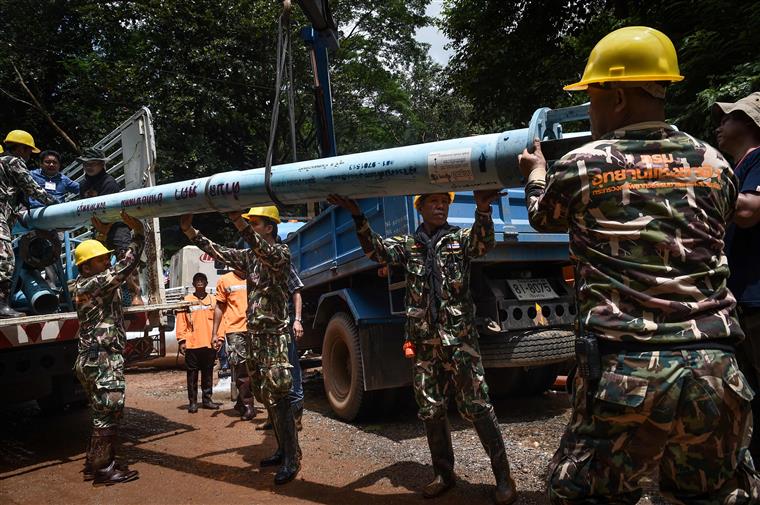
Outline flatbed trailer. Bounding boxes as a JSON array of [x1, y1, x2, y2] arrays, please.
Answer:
[[0, 108, 181, 411]]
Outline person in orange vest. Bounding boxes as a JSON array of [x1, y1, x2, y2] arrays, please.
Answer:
[[213, 269, 255, 420], [177, 273, 220, 413]]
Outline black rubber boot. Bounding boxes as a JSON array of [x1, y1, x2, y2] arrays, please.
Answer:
[[187, 370, 199, 413], [473, 410, 517, 505], [260, 404, 283, 467], [293, 401, 304, 431], [270, 400, 301, 485], [422, 416, 456, 498], [200, 367, 219, 409], [241, 402, 255, 421], [236, 366, 254, 418], [256, 413, 273, 430], [91, 427, 139, 487], [0, 282, 22, 319], [82, 437, 94, 481]]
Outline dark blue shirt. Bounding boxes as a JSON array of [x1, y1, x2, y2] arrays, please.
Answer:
[[726, 147, 760, 307], [28, 168, 80, 207]]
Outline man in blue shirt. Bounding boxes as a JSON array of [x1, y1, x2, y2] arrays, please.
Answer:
[[29, 150, 79, 207], [714, 91, 760, 461]]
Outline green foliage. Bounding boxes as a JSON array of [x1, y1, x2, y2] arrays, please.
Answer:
[[330, 0, 477, 151], [441, 0, 760, 140], [0, 0, 472, 255]]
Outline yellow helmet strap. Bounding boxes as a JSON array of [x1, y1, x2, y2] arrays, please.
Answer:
[[265, 218, 278, 240]]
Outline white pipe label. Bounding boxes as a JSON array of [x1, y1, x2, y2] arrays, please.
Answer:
[[428, 148, 474, 184]]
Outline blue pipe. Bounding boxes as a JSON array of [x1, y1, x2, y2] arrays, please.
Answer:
[[15, 267, 59, 315], [20, 105, 589, 231]]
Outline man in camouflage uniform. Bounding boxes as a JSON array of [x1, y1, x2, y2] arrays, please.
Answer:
[[180, 206, 300, 485], [327, 190, 517, 505], [73, 211, 143, 486], [80, 147, 144, 306], [256, 262, 306, 432], [518, 26, 760, 504], [0, 130, 57, 318]]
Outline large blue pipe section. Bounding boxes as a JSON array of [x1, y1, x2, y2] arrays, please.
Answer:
[[20, 105, 589, 230], [13, 268, 59, 314]]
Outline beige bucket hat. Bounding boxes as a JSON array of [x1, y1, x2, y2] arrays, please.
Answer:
[[712, 91, 760, 129]]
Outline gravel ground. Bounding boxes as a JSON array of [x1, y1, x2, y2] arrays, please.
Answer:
[[0, 365, 667, 504], [297, 369, 666, 505]]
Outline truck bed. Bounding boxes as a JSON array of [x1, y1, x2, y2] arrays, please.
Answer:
[[286, 189, 570, 289]]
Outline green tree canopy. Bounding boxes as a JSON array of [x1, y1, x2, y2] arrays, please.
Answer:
[[0, 0, 473, 252], [441, 0, 760, 139]]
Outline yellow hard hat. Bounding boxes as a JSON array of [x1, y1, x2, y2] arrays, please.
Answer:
[[564, 26, 684, 91], [74, 240, 113, 266], [414, 192, 455, 210], [241, 206, 281, 224], [4, 130, 40, 153]]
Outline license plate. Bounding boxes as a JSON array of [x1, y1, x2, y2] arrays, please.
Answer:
[[507, 279, 558, 301]]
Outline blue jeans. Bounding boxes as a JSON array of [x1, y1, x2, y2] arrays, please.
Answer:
[[218, 341, 229, 371], [287, 331, 303, 405]]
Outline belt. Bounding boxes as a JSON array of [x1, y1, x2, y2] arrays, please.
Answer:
[[597, 338, 736, 355]]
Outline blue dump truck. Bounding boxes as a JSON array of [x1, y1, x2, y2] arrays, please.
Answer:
[[287, 190, 577, 421]]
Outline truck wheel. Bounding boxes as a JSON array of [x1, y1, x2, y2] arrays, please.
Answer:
[[322, 312, 368, 421], [479, 329, 575, 368]]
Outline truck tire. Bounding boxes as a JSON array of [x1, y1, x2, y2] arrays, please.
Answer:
[[322, 312, 369, 421], [479, 329, 574, 368]]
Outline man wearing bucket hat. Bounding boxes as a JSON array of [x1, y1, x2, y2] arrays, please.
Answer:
[[518, 26, 760, 503], [0, 130, 57, 318], [78, 147, 143, 306], [714, 92, 760, 462], [179, 206, 301, 485], [327, 189, 514, 504], [73, 210, 144, 486], [78, 147, 120, 197]]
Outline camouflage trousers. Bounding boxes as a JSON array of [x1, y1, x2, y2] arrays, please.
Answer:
[[244, 332, 292, 408], [74, 350, 126, 429], [225, 332, 250, 366], [548, 350, 760, 504], [226, 332, 252, 404], [413, 338, 491, 422], [0, 238, 13, 285]]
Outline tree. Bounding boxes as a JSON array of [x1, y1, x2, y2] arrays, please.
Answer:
[[0, 0, 455, 252], [441, 0, 760, 139], [329, 0, 478, 152]]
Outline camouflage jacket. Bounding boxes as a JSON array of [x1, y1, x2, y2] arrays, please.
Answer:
[[0, 154, 57, 240], [75, 234, 145, 354], [192, 227, 290, 336], [353, 210, 495, 346], [526, 121, 743, 345]]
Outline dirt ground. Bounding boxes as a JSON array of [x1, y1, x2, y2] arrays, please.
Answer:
[[0, 365, 665, 505]]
